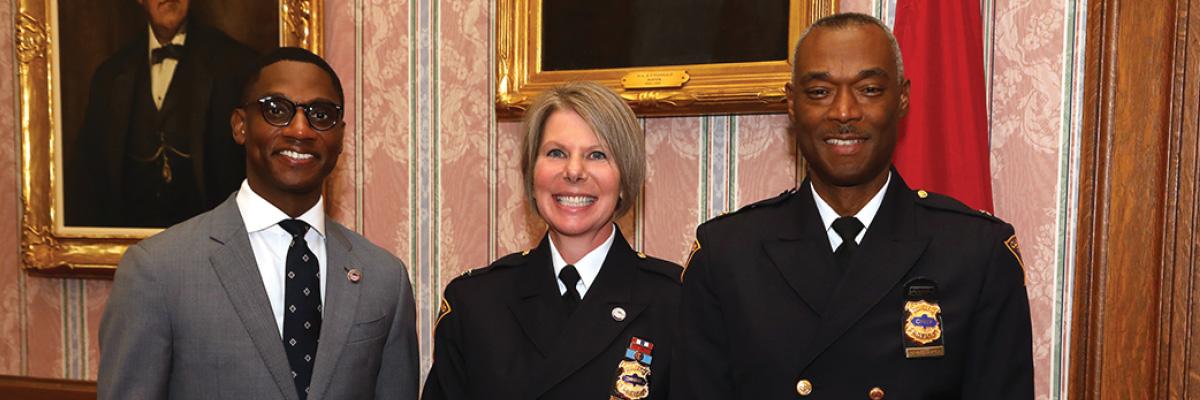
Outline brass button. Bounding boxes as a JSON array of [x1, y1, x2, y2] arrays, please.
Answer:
[[917, 190, 929, 198], [796, 379, 813, 396], [868, 386, 885, 400]]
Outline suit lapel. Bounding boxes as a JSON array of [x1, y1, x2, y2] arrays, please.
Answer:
[[529, 231, 647, 399], [105, 46, 143, 197], [763, 183, 838, 315], [206, 197, 300, 400], [163, 29, 215, 203], [795, 175, 930, 370], [308, 225, 363, 400], [508, 236, 567, 358]]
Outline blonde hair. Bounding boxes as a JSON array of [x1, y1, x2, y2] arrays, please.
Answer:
[[519, 81, 645, 220]]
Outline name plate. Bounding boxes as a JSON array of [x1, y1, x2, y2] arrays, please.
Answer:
[[621, 71, 690, 89]]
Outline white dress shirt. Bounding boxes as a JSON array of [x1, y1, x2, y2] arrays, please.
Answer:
[[548, 225, 616, 299], [147, 24, 186, 109], [811, 172, 891, 251], [235, 180, 328, 337]]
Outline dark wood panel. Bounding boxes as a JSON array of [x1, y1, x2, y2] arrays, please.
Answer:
[[1073, 0, 1200, 398], [0, 375, 95, 400]]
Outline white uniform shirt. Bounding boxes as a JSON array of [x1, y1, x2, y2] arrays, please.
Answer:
[[548, 225, 617, 299], [811, 172, 891, 251]]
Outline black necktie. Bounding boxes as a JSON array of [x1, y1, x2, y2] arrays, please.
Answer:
[[832, 216, 865, 269], [279, 219, 322, 400], [559, 265, 582, 315], [150, 44, 184, 64]]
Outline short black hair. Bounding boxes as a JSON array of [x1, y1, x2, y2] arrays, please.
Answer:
[[240, 47, 345, 104]]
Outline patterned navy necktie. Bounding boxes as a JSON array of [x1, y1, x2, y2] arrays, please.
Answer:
[[278, 219, 322, 400]]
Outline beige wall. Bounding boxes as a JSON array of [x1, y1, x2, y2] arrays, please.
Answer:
[[0, 1, 1082, 399]]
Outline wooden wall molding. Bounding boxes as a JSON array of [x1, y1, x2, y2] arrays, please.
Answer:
[[0, 375, 95, 400], [1072, 0, 1200, 398]]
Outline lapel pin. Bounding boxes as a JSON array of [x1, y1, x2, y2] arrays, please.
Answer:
[[346, 267, 362, 283], [611, 306, 627, 322]]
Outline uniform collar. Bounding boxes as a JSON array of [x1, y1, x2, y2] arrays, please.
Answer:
[[548, 224, 616, 296], [811, 171, 890, 246]]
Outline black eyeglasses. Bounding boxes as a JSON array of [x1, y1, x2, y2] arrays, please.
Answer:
[[245, 95, 343, 131]]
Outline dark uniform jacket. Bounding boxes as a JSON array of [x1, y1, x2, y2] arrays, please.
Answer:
[[65, 21, 256, 227], [423, 229, 682, 400], [671, 171, 1034, 399]]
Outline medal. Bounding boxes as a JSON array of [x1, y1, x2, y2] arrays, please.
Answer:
[[610, 337, 654, 399]]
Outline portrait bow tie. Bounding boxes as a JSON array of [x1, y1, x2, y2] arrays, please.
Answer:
[[151, 44, 185, 64]]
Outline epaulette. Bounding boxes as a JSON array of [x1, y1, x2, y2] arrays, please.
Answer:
[[913, 189, 1003, 224], [704, 187, 799, 224], [453, 249, 531, 280], [634, 251, 685, 281]]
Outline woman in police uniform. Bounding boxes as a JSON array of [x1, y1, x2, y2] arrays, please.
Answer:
[[422, 82, 681, 400]]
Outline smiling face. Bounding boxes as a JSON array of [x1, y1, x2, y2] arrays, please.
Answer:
[[790, 23, 909, 190], [232, 61, 343, 213], [532, 109, 622, 242]]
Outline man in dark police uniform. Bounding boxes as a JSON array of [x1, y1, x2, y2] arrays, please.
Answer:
[[670, 13, 1034, 399]]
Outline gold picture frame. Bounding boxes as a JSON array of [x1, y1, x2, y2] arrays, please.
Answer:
[[18, 0, 323, 277], [496, 0, 837, 119]]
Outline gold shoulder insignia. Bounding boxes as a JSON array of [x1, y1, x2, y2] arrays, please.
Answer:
[[917, 190, 929, 199], [1004, 234, 1027, 285], [436, 297, 452, 327]]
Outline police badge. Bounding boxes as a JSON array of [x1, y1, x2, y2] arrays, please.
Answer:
[[904, 300, 942, 344], [902, 278, 945, 359], [613, 360, 651, 399], [611, 337, 654, 400]]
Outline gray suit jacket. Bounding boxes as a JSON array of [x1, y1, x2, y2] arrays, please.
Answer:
[[99, 194, 418, 400]]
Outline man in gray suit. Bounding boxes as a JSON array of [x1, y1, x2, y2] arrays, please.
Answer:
[[99, 47, 419, 400]]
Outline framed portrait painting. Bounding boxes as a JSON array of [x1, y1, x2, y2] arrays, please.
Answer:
[[18, 0, 323, 276], [496, 0, 838, 118]]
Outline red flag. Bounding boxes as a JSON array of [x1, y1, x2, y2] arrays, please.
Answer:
[[892, 1, 993, 212]]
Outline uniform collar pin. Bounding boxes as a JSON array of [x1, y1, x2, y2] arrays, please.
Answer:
[[611, 306, 626, 322]]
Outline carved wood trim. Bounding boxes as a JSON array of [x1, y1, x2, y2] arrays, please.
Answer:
[[1072, 0, 1200, 398]]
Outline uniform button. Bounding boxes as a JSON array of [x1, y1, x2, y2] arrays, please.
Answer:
[[796, 379, 813, 396], [868, 386, 885, 400]]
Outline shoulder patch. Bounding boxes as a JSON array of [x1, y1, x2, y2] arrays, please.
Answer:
[[436, 297, 452, 326], [915, 190, 1003, 223], [1004, 234, 1027, 285], [685, 240, 701, 268], [705, 187, 797, 224], [681, 239, 701, 281]]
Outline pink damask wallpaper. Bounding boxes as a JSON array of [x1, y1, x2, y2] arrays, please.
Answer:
[[0, 1, 1080, 399]]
